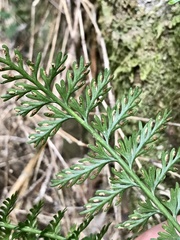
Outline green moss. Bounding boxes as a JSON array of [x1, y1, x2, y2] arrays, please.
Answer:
[[99, 1, 180, 124]]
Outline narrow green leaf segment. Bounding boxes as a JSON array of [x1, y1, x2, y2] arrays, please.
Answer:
[[168, 0, 180, 5], [1, 45, 180, 238]]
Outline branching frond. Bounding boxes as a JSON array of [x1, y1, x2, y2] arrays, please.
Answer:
[[1, 44, 180, 238], [29, 118, 70, 146], [81, 223, 110, 240], [142, 148, 180, 193], [117, 199, 159, 231], [67, 216, 93, 239], [0, 193, 17, 239], [81, 168, 137, 216], [12, 201, 43, 240], [163, 183, 180, 218], [115, 110, 170, 168], [51, 155, 114, 188], [55, 57, 90, 105], [41, 209, 66, 240], [68, 69, 112, 120], [91, 88, 141, 142], [0, 194, 108, 240]]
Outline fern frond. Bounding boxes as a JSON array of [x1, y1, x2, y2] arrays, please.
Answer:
[[117, 199, 159, 231], [51, 154, 114, 188], [0, 193, 17, 239], [67, 69, 112, 121], [91, 88, 141, 142], [81, 223, 110, 240], [55, 57, 90, 104], [142, 148, 180, 193], [0, 194, 109, 240], [81, 168, 138, 216], [67, 216, 93, 240], [41, 209, 66, 240], [2, 44, 180, 237], [115, 110, 170, 168], [163, 183, 180, 218], [29, 118, 70, 146], [11, 201, 43, 239]]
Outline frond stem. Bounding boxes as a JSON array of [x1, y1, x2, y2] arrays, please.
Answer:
[[0, 222, 66, 240], [45, 90, 180, 232]]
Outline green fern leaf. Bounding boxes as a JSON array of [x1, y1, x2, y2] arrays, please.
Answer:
[[151, 220, 180, 240], [68, 69, 112, 120], [141, 166, 162, 193], [51, 154, 114, 188], [55, 57, 89, 104], [2, 44, 180, 237], [41, 209, 66, 240], [81, 168, 137, 216], [116, 110, 170, 168], [142, 148, 180, 193], [12, 201, 43, 239], [81, 223, 110, 240], [40, 52, 67, 88], [163, 183, 180, 218], [29, 117, 71, 147], [117, 199, 159, 231], [0, 193, 17, 239], [101, 88, 140, 142], [67, 216, 93, 240]]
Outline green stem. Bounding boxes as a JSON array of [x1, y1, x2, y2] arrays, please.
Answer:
[[44, 90, 180, 232], [0, 222, 66, 240]]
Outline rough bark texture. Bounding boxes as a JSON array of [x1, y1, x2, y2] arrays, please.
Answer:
[[99, 0, 180, 120]]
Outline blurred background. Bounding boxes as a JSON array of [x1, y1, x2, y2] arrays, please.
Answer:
[[0, 0, 180, 239]]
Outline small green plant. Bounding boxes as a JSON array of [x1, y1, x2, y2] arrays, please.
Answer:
[[0, 45, 180, 239]]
